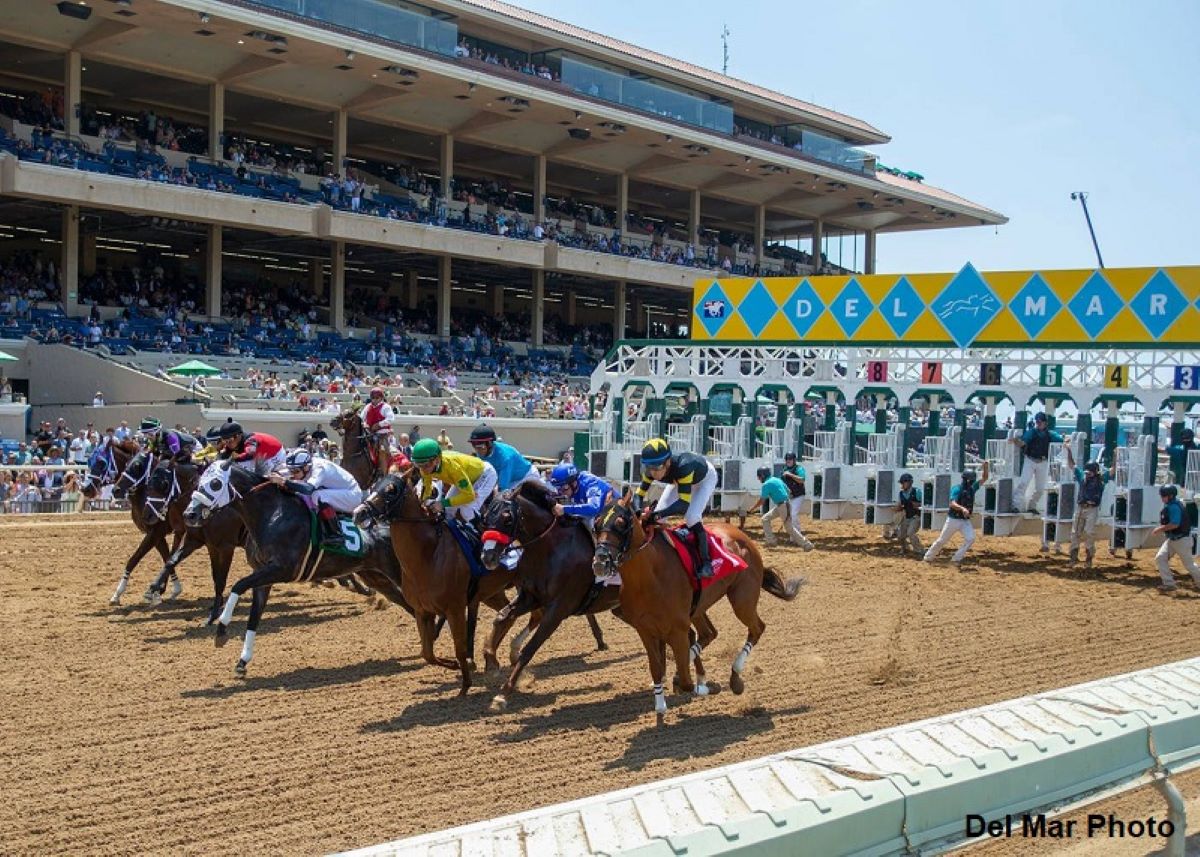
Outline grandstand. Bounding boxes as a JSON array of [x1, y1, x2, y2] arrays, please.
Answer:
[[0, 0, 1003, 437]]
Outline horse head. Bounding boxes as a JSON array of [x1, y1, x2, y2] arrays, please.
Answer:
[[80, 445, 116, 498], [592, 487, 643, 577], [479, 481, 558, 570], [185, 460, 239, 526], [143, 459, 181, 522], [355, 468, 420, 527], [113, 451, 152, 500]]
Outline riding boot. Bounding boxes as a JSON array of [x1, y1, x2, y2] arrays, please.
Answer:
[[690, 522, 713, 579], [318, 504, 342, 548]]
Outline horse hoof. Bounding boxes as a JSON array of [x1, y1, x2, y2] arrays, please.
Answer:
[[596, 642, 609, 651], [483, 655, 500, 674], [729, 672, 745, 695], [695, 683, 710, 697], [144, 590, 162, 606], [655, 712, 666, 727], [167, 580, 183, 601], [214, 627, 229, 648], [235, 660, 247, 677], [109, 596, 121, 606], [672, 674, 682, 692], [490, 695, 508, 712]]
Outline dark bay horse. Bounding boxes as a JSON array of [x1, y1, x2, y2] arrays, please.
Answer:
[[355, 471, 515, 696], [184, 461, 413, 675], [593, 491, 805, 722], [86, 445, 184, 606], [478, 481, 619, 711], [141, 458, 249, 625], [331, 410, 386, 489]]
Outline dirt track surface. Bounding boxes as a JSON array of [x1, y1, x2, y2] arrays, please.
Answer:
[[2, 514, 1198, 856]]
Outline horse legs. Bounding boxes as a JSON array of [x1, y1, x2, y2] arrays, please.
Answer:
[[337, 575, 374, 597], [636, 629, 669, 724], [235, 585, 272, 677], [215, 564, 283, 649], [465, 598, 480, 671], [485, 588, 536, 673], [491, 600, 573, 712], [727, 586, 767, 696], [416, 610, 458, 670], [145, 531, 204, 605], [111, 529, 170, 605], [207, 545, 235, 626], [668, 629, 697, 696], [443, 607, 473, 696], [586, 613, 608, 651], [354, 569, 415, 617]]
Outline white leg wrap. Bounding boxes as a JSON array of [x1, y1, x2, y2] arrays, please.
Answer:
[[733, 641, 754, 674], [695, 672, 709, 696], [168, 576, 183, 600], [689, 641, 702, 664], [653, 683, 667, 715], [219, 591, 240, 626], [110, 576, 129, 604], [239, 630, 256, 665]]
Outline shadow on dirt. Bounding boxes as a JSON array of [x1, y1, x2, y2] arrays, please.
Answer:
[[181, 655, 425, 698]]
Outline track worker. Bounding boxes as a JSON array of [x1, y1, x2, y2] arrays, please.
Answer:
[[747, 466, 813, 550], [780, 452, 814, 546], [269, 449, 363, 547], [924, 462, 990, 568], [1152, 484, 1199, 593], [410, 438, 498, 536], [1009, 412, 1062, 514], [634, 438, 719, 578], [1064, 447, 1112, 570], [894, 473, 923, 556]]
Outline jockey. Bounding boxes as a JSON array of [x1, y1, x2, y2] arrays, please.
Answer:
[[469, 424, 539, 490], [140, 417, 197, 463], [218, 421, 287, 475], [192, 427, 223, 466], [361, 387, 395, 466], [389, 449, 412, 473], [270, 449, 363, 547], [411, 437, 498, 535], [548, 463, 613, 529], [635, 437, 719, 578]]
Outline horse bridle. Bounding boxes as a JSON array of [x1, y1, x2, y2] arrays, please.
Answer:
[[115, 452, 154, 494], [359, 474, 441, 526], [82, 445, 117, 490], [144, 460, 182, 522], [484, 490, 556, 551], [593, 503, 654, 574]]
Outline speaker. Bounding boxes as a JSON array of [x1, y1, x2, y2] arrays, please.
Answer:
[[589, 450, 606, 478], [932, 473, 951, 508], [1127, 487, 1143, 523], [1057, 481, 1076, 519], [996, 477, 1014, 513], [56, 1, 93, 19], [876, 469, 895, 503], [722, 458, 742, 489], [821, 466, 840, 500]]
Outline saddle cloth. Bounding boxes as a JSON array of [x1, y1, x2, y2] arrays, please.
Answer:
[[663, 526, 747, 590]]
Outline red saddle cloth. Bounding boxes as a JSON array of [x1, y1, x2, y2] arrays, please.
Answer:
[[663, 526, 747, 590]]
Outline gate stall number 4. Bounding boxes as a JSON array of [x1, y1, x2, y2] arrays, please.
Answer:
[[1104, 364, 1130, 389]]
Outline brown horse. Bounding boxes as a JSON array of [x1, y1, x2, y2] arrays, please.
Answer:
[[355, 470, 515, 696], [593, 491, 804, 722], [331, 410, 387, 490]]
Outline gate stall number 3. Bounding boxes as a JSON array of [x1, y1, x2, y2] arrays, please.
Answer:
[[1174, 366, 1200, 391]]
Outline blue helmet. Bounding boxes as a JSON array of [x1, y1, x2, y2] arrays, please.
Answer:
[[640, 437, 672, 467], [550, 463, 578, 487]]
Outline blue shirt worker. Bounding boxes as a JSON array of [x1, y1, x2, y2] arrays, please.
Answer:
[[1065, 446, 1112, 570], [1152, 484, 1199, 593], [1165, 428, 1198, 487], [548, 464, 614, 529], [924, 462, 990, 568], [636, 438, 719, 577], [469, 424, 540, 490], [1009, 412, 1063, 514], [747, 466, 813, 550], [893, 473, 923, 556]]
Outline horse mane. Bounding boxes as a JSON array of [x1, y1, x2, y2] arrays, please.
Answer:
[[515, 479, 557, 511], [115, 439, 140, 455]]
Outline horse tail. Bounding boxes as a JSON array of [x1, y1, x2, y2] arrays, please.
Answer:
[[761, 567, 805, 601]]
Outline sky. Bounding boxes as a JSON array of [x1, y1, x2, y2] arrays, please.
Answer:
[[507, 0, 1200, 275]]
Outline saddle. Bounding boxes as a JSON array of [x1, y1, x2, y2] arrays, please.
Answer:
[[662, 526, 747, 591], [306, 508, 369, 557], [446, 517, 489, 578]]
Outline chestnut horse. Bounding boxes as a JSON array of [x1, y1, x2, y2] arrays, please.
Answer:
[[593, 491, 804, 722], [356, 470, 515, 696], [331, 410, 386, 490]]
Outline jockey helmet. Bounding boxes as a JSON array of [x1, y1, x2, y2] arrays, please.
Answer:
[[370, 387, 385, 399], [469, 424, 498, 445], [140, 417, 162, 434], [411, 438, 442, 463], [205, 426, 223, 442], [640, 437, 671, 467], [549, 464, 578, 487], [219, 421, 244, 440], [285, 449, 313, 472]]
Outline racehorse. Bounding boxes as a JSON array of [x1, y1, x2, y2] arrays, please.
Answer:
[[478, 481, 621, 711], [140, 458, 249, 625], [592, 491, 805, 722], [87, 445, 184, 606], [331, 410, 386, 489], [355, 470, 517, 696], [184, 460, 413, 676]]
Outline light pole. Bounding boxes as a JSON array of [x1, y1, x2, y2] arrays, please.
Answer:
[[1070, 191, 1105, 268]]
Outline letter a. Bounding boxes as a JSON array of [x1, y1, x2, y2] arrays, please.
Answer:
[[1086, 295, 1104, 316]]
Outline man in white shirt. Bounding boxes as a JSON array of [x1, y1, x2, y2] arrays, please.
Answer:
[[114, 421, 131, 441], [69, 431, 89, 465], [93, 391, 105, 407]]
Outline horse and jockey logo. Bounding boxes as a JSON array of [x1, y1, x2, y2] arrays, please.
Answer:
[[702, 299, 727, 319], [936, 293, 999, 320]]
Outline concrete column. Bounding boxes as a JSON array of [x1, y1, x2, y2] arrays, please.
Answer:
[[1103, 399, 1120, 468], [489, 282, 504, 317], [64, 51, 81, 138], [531, 269, 545, 347], [688, 189, 701, 246], [616, 173, 629, 240], [406, 269, 419, 310], [927, 393, 941, 436], [1170, 401, 1188, 446], [630, 291, 644, 336], [60, 206, 79, 315], [208, 82, 225, 159], [205, 224, 222, 319], [823, 390, 838, 432], [330, 241, 346, 331], [864, 228, 877, 275], [81, 231, 96, 275], [439, 134, 454, 198], [874, 393, 888, 435], [811, 219, 824, 270], [533, 154, 546, 224], [565, 292, 577, 326], [613, 280, 626, 341], [332, 109, 348, 175], [982, 396, 997, 443], [755, 204, 767, 264], [309, 258, 324, 297], [436, 256, 451, 337]]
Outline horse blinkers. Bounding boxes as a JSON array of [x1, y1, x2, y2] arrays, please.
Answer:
[[592, 504, 631, 576]]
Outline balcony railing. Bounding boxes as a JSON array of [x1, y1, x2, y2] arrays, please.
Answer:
[[247, 0, 459, 56]]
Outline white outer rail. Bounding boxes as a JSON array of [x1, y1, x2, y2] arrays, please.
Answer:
[[341, 657, 1200, 857]]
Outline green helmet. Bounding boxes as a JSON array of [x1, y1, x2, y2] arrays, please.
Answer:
[[411, 438, 442, 463]]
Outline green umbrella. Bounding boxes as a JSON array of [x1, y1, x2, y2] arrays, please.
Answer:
[[0, 349, 18, 362], [168, 359, 222, 377]]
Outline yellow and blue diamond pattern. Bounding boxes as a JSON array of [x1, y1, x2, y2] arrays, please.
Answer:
[[692, 264, 1200, 346]]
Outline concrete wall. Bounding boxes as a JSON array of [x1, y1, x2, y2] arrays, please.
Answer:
[[26, 343, 196, 412]]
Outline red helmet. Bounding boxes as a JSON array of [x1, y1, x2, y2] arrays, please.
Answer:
[[370, 387, 385, 399], [390, 451, 412, 470]]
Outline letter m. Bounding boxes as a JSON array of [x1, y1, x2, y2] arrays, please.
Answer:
[[1024, 295, 1047, 316]]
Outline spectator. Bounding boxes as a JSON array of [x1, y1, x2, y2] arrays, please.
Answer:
[[60, 472, 82, 512], [436, 428, 454, 451]]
